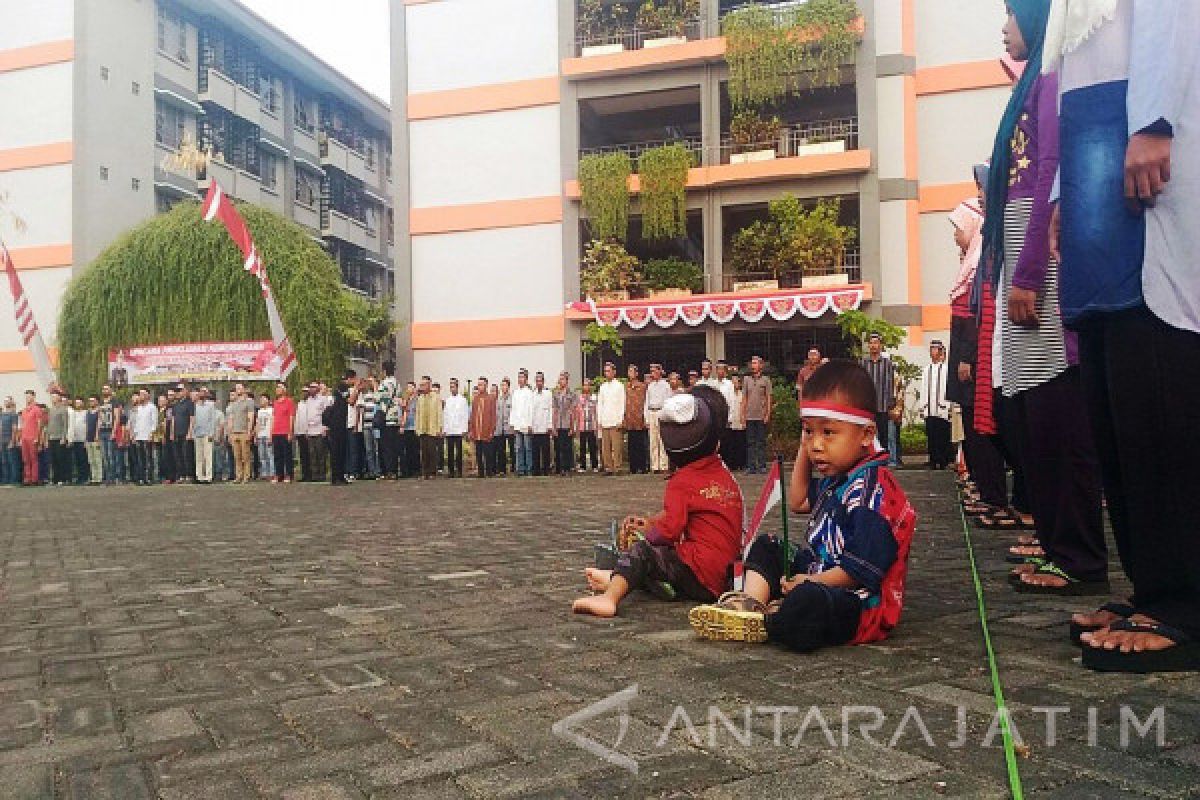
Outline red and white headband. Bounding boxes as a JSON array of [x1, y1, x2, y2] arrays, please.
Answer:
[[801, 401, 874, 427]]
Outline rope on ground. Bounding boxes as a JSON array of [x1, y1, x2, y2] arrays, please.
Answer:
[[958, 503, 1025, 800]]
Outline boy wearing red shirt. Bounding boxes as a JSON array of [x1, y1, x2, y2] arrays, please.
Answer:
[[573, 387, 742, 618], [18, 389, 47, 486]]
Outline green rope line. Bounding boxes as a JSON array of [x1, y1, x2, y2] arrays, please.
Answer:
[[958, 504, 1025, 799]]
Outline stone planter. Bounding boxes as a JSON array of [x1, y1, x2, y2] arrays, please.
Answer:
[[730, 148, 777, 165], [646, 288, 693, 300], [731, 280, 779, 293], [591, 290, 630, 303], [795, 140, 847, 157], [800, 273, 850, 289], [582, 43, 625, 57], [643, 35, 686, 49]]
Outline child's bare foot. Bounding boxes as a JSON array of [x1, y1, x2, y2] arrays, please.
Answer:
[[572, 594, 618, 617], [584, 568, 612, 592]]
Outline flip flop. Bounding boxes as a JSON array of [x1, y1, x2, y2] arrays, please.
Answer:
[[1016, 535, 1040, 547], [1082, 619, 1200, 673], [1007, 557, 1047, 583], [1006, 544, 1046, 564], [978, 509, 1019, 530], [1012, 562, 1110, 596], [1068, 602, 1135, 646], [688, 603, 768, 643]]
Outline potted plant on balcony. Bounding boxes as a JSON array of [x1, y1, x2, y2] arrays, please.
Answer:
[[729, 111, 782, 164], [643, 257, 703, 299], [728, 220, 785, 292], [579, 151, 632, 242], [786, 197, 856, 288], [638, 143, 693, 241], [638, 0, 699, 49], [579, 0, 631, 57], [580, 239, 642, 303]]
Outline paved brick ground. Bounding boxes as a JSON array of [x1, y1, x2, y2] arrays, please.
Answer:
[[1, 470, 1198, 799]]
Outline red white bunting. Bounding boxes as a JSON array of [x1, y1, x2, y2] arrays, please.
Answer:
[[202, 183, 297, 379], [570, 287, 865, 330]]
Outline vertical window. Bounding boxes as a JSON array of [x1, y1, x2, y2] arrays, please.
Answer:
[[132, 178, 141, 191], [260, 151, 277, 189], [100, 167, 109, 180]]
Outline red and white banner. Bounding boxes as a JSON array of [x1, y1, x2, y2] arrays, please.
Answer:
[[107, 341, 285, 385], [2, 239, 57, 390], [203, 183, 297, 379], [733, 460, 783, 590], [568, 286, 865, 330]]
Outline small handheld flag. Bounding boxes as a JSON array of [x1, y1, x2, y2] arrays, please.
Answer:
[[2, 239, 57, 390]]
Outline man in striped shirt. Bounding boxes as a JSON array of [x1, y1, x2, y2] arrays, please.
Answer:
[[860, 333, 896, 451]]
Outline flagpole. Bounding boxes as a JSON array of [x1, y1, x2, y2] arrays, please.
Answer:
[[777, 453, 791, 579]]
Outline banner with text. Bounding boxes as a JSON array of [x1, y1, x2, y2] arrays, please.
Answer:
[[107, 341, 284, 386]]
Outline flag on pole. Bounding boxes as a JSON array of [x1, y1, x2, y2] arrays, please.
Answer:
[[2, 239, 57, 390], [732, 459, 783, 589], [202, 182, 297, 379]]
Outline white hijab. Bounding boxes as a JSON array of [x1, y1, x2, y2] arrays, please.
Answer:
[[1043, 0, 1120, 73]]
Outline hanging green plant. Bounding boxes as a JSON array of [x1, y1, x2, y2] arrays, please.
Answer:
[[637, 143, 692, 241], [722, 0, 861, 110], [57, 201, 362, 395], [579, 152, 632, 241]]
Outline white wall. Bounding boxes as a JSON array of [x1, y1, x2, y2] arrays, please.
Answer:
[[408, 105, 562, 207], [915, 0, 1006, 69], [0, 165, 73, 246], [405, 0, 560, 94], [874, 75, 907, 181], [411, 223, 564, 323], [877, 201, 911, 307], [0, 0, 73, 51], [0, 64, 74, 147], [919, 212, 965, 310], [413, 343, 565, 388], [916, 87, 1008, 186]]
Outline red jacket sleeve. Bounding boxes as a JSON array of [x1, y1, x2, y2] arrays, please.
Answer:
[[646, 479, 690, 545]]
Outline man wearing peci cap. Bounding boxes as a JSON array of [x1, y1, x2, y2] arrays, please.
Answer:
[[644, 363, 671, 473], [922, 340, 952, 470]]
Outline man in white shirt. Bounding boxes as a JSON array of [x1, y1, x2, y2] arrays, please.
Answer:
[[508, 368, 536, 477], [923, 340, 952, 470], [67, 396, 89, 485], [697, 359, 720, 389], [530, 371, 554, 476], [132, 390, 157, 485], [302, 382, 330, 481], [442, 378, 469, 478], [644, 363, 672, 473], [596, 361, 626, 475]]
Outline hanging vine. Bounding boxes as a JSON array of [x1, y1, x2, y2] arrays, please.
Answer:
[[723, 0, 861, 110], [578, 151, 632, 242], [58, 201, 360, 395], [638, 143, 692, 241]]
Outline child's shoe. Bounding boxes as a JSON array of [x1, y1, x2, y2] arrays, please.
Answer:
[[688, 591, 770, 643]]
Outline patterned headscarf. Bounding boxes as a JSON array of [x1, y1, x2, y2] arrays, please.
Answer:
[[979, 0, 1052, 289]]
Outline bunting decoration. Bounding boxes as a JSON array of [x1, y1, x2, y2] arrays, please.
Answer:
[[568, 286, 865, 330], [202, 183, 297, 379]]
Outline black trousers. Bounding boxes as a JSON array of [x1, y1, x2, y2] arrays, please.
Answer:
[[474, 439, 493, 476], [307, 435, 328, 481], [531, 433, 550, 476], [578, 431, 598, 471], [1078, 306, 1200, 637], [745, 535, 862, 653], [492, 434, 513, 474], [627, 429, 649, 474], [1013, 368, 1106, 581], [553, 430, 574, 474], [727, 429, 747, 471], [173, 437, 195, 481], [614, 539, 715, 602], [49, 441, 70, 484], [271, 434, 293, 479], [961, 404, 1008, 509], [924, 417, 952, 469], [296, 435, 310, 481], [71, 442, 88, 484], [419, 434, 438, 478], [445, 435, 463, 477], [328, 431, 347, 484], [130, 441, 150, 483], [992, 391, 1031, 515], [403, 430, 420, 477]]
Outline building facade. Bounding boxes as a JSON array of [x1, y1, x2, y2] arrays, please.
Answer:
[[0, 0, 395, 399], [392, 0, 1013, 383]]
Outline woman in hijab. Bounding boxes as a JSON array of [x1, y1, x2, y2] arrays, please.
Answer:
[[975, 0, 1106, 595]]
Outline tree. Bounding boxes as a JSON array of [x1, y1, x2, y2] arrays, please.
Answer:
[[340, 293, 401, 374], [58, 200, 360, 394]]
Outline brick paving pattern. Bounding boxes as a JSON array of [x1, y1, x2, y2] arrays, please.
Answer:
[[1, 471, 1198, 798]]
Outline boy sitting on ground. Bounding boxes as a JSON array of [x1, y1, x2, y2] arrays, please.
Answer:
[[572, 387, 743, 618], [689, 361, 916, 651]]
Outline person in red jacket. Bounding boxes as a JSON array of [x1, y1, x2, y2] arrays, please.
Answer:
[[573, 387, 743, 618]]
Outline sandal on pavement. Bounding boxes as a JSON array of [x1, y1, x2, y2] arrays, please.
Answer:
[[689, 591, 769, 643], [1016, 535, 1040, 547], [1008, 558, 1047, 583], [978, 509, 1019, 530], [1082, 619, 1200, 673], [1012, 563, 1110, 596], [1006, 544, 1046, 564], [1068, 602, 1135, 646]]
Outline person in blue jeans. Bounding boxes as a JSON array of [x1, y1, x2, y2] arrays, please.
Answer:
[[96, 385, 119, 484], [0, 396, 19, 485]]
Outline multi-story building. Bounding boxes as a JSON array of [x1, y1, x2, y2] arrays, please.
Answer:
[[0, 0, 394, 398], [391, 0, 1015, 382]]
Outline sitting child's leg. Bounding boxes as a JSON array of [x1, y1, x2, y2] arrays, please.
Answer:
[[742, 534, 787, 605], [689, 535, 784, 641], [765, 582, 861, 653], [573, 540, 675, 617]]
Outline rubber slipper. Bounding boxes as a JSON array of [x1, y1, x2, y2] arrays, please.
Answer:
[[1007, 558, 1047, 583], [978, 510, 1019, 530], [1016, 535, 1040, 547], [1068, 602, 1135, 646], [1012, 562, 1110, 596], [1082, 619, 1200, 673], [1006, 544, 1046, 563]]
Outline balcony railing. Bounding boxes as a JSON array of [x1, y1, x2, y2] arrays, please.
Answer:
[[575, 16, 704, 56], [719, 0, 810, 25], [579, 135, 703, 163], [719, 116, 859, 164], [719, 248, 861, 292]]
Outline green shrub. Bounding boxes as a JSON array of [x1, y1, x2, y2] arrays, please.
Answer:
[[642, 257, 703, 292], [899, 424, 928, 456]]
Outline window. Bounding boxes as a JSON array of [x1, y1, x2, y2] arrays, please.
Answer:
[[157, 12, 166, 51], [293, 86, 316, 134], [156, 191, 177, 214], [295, 169, 318, 207], [260, 151, 277, 190], [131, 178, 141, 191], [100, 66, 109, 80], [155, 100, 190, 149], [386, 208, 395, 245], [131, 81, 140, 96], [259, 70, 279, 114], [158, 8, 187, 61], [100, 167, 109, 180]]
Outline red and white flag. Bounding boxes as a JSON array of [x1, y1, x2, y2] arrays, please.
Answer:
[[733, 459, 783, 589], [3, 240, 57, 390], [202, 183, 297, 379]]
